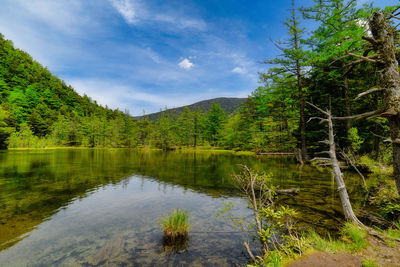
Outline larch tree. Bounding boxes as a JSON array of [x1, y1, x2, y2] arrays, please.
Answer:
[[266, 0, 310, 161], [302, 0, 370, 147]]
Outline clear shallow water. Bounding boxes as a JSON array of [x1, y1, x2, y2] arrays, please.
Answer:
[[0, 149, 364, 266]]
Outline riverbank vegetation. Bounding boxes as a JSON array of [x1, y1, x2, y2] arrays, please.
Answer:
[[221, 165, 400, 266]]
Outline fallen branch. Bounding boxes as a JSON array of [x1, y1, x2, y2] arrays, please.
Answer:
[[257, 152, 294, 155], [311, 157, 331, 161], [275, 188, 300, 195]]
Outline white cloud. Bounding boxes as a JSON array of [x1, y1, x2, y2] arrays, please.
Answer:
[[11, 0, 88, 35], [108, 0, 206, 31], [109, 0, 136, 24], [178, 58, 194, 70], [178, 18, 207, 31], [154, 14, 206, 30], [232, 67, 246, 74]]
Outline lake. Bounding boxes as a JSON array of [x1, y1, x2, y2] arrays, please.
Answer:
[[0, 149, 364, 266]]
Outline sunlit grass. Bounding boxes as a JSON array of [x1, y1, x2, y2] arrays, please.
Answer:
[[159, 209, 190, 240], [362, 258, 379, 267], [307, 230, 347, 253], [306, 222, 369, 254], [341, 222, 368, 251]]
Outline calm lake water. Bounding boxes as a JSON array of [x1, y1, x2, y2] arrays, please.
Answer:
[[0, 149, 364, 266]]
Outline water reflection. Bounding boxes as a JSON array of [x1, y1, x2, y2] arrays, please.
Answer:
[[0, 149, 365, 266]]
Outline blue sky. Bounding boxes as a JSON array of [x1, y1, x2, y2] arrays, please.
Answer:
[[0, 0, 397, 115]]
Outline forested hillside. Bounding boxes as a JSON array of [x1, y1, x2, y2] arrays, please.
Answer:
[[0, 33, 143, 148]]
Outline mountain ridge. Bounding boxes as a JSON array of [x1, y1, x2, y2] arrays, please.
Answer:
[[136, 97, 247, 121]]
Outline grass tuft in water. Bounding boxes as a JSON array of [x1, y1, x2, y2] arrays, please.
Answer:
[[159, 209, 190, 241]]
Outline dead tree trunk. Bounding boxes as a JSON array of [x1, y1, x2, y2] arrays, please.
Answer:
[[308, 102, 363, 225], [368, 11, 400, 195], [343, 75, 352, 143]]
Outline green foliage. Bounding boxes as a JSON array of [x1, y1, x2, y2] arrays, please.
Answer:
[[348, 127, 364, 153], [218, 167, 307, 266], [368, 176, 400, 220], [159, 209, 190, 239], [205, 103, 226, 145], [0, 105, 13, 149]]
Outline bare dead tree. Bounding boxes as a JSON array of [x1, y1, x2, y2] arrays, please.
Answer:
[[307, 102, 363, 225], [345, 10, 400, 195]]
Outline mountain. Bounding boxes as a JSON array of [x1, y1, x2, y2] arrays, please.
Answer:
[[137, 97, 247, 121]]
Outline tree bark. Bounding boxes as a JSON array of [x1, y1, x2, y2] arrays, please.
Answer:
[[292, 0, 309, 161], [327, 110, 362, 224], [343, 75, 352, 139], [369, 11, 400, 194], [307, 102, 362, 225]]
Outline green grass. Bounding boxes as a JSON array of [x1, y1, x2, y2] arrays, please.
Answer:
[[359, 155, 392, 175], [362, 258, 379, 267], [307, 230, 347, 253], [306, 222, 369, 254], [159, 209, 190, 240], [341, 222, 368, 251]]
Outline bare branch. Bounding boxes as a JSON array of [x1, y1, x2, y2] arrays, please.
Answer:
[[340, 151, 367, 190], [333, 109, 384, 121], [243, 242, 257, 263], [306, 102, 330, 116], [307, 117, 328, 123], [371, 132, 400, 144], [347, 52, 382, 64], [356, 88, 386, 99], [362, 36, 379, 47], [388, 14, 400, 20]]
